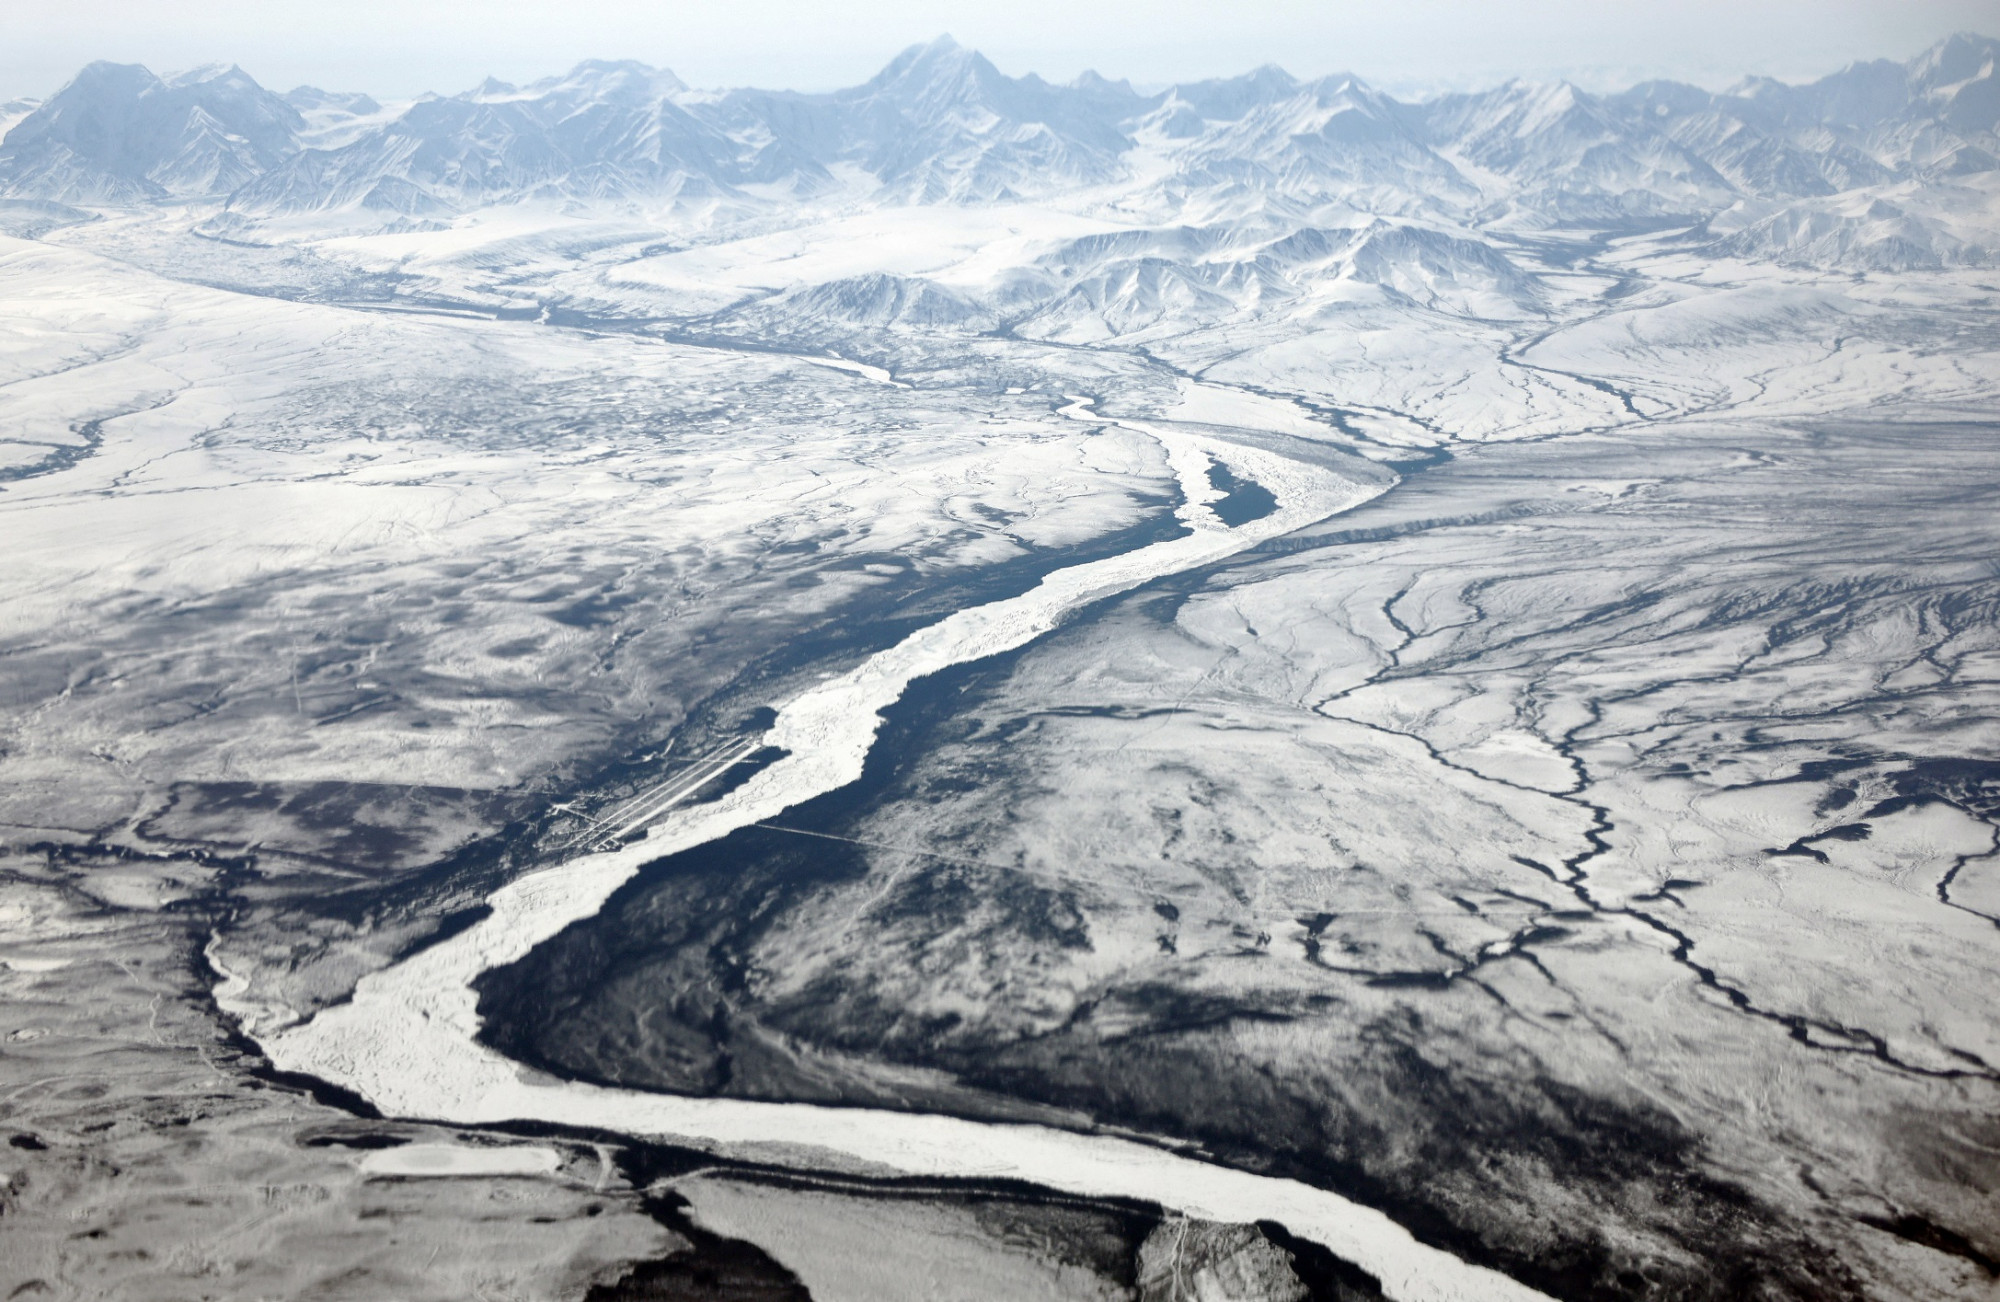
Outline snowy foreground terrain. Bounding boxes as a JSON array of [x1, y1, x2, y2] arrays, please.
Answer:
[[3, 31, 2000, 1302]]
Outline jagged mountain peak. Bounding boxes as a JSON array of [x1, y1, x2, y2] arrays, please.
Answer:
[[0, 58, 301, 201], [1421, 78, 1623, 157], [52, 60, 165, 100], [863, 35, 988, 92], [1501, 79, 1601, 130], [1725, 74, 1788, 100], [1909, 31, 1998, 89], [465, 61, 686, 107], [1070, 69, 1137, 96], [1241, 64, 1299, 88], [1169, 65, 1301, 122], [849, 34, 1042, 127], [1292, 73, 1405, 121], [1905, 31, 2000, 136], [285, 85, 382, 116], [1235, 73, 1414, 151], [1611, 79, 1718, 121], [545, 60, 688, 100], [164, 63, 256, 90], [820, 35, 1141, 200]]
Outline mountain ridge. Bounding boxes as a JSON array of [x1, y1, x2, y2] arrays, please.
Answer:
[[2, 33, 1995, 271]]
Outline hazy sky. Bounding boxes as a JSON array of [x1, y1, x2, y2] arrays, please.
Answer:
[[5, 0, 1994, 101]]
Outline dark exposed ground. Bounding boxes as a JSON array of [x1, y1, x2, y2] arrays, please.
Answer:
[[477, 420, 2000, 1302]]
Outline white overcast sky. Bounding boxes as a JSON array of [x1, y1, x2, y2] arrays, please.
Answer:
[[5, 0, 1995, 101]]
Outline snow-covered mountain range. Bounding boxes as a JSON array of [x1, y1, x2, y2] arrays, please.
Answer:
[[3, 33, 1995, 270]]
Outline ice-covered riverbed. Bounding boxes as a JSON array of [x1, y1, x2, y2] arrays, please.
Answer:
[[213, 399, 1549, 1301]]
